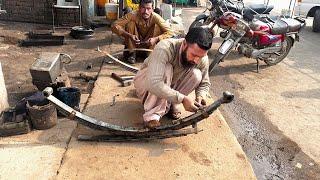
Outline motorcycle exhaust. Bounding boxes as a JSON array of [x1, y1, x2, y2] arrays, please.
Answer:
[[238, 45, 282, 59]]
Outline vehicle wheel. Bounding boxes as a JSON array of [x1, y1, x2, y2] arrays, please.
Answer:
[[70, 26, 94, 39], [209, 52, 226, 74], [313, 9, 320, 32], [263, 37, 293, 66]]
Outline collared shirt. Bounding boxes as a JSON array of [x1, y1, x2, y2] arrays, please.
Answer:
[[111, 11, 174, 40], [140, 38, 211, 103]]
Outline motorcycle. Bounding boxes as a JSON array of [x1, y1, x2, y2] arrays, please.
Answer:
[[190, 0, 306, 73], [190, 0, 274, 30]]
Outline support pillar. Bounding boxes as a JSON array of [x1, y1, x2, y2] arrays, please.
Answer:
[[0, 62, 9, 112]]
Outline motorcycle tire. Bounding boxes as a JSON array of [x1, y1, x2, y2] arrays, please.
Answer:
[[264, 37, 293, 66], [312, 9, 320, 32], [209, 52, 226, 74]]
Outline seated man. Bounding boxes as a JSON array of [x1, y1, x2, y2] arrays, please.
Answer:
[[133, 27, 213, 128], [111, 0, 174, 64]]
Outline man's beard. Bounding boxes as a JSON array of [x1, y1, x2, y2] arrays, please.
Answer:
[[181, 48, 195, 68], [142, 13, 150, 20]]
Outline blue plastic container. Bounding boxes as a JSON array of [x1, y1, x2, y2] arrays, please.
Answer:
[[57, 87, 81, 110]]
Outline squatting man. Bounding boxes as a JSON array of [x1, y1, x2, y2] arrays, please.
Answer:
[[111, 0, 174, 64], [133, 27, 213, 128]]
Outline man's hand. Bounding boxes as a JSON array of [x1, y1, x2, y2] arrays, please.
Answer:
[[182, 96, 199, 112], [147, 37, 159, 46], [195, 96, 207, 107], [130, 34, 140, 44]]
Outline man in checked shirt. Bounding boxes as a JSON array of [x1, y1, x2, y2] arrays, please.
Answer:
[[133, 27, 213, 129], [111, 0, 174, 64]]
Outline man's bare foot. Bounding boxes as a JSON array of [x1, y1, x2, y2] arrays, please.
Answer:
[[145, 120, 161, 129], [167, 104, 181, 120]]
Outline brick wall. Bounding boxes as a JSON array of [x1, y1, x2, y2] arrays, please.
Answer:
[[0, 0, 80, 25]]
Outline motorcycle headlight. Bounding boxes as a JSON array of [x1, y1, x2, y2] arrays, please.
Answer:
[[206, 1, 213, 10], [232, 19, 249, 36]]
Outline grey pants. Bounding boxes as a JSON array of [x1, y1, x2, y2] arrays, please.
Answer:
[[133, 64, 202, 122]]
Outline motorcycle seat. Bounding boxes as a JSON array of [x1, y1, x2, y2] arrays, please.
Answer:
[[270, 18, 303, 34], [270, 19, 288, 35], [281, 18, 302, 32], [245, 4, 274, 14], [243, 4, 274, 21]]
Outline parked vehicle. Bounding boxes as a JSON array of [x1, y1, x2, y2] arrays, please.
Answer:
[[190, 0, 275, 31], [294, 0, 320, 32], [190, 0, 305, 73]]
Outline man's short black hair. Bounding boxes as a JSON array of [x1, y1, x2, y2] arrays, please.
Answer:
[[185, 27, 213, 51], [139, 0, 154, 6]]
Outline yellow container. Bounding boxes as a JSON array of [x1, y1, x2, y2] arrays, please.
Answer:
[[97, 0, 108, 6], [105, 3, 119, 20]]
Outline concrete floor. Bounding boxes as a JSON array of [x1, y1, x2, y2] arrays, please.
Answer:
[[0, 10, 256, 179]]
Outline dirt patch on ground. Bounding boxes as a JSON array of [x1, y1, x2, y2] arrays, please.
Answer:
[[209, 49, 320, 179], [0, 21, 122, 106]]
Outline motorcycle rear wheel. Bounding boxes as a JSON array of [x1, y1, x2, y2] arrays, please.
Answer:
[[263, 37, 293, 66]]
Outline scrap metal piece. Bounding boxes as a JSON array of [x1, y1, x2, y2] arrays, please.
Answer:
[[98, 48, 152, 74], [0, 120, 31, 137], [30, 52, 71, 91], [43, 87, 234, 137], [77, 128, 202, 142], [20, 37, 64, 47]]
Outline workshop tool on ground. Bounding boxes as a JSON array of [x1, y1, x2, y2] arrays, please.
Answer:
[[43, 87, 234, 141], [110, 94, 120, 106], [111, 73, 134, 87], [98, 48, 153, 73]]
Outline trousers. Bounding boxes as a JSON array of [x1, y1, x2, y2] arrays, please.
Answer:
[[133, 64, 202, 122]]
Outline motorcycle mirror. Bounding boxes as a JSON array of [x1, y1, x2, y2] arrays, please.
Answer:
[[206, 0, 213, 10]]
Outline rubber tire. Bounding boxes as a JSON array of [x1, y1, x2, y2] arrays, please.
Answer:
[[313, 9, 320, 32], [70, 26, 94, 39], [264, 37, 293, 66], [209, 53, 226, 74]]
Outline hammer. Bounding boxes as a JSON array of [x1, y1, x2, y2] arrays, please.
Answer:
[[111, 73, 134, 87]]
